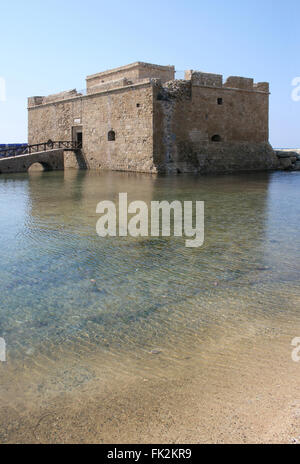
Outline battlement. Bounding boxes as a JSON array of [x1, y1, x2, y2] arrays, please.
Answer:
[[184, 70, 223, 87], [184, 70, 269, 93], [28, 63, 269, 109]]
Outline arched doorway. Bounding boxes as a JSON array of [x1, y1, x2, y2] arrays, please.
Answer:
[[211, 134, 222, 142]]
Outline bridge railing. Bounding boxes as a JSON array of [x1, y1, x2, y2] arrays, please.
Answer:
[[0, 144, 28, 158], [0, 141, 81, 158]]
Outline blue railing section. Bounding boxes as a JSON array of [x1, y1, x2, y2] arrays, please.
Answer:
[[0, 144, 28, 158]]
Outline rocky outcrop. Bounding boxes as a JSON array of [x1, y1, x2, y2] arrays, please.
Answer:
[[275, 150, 300, 171]]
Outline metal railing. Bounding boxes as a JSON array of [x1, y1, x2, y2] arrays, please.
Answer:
[[0, 140, 81, 158]]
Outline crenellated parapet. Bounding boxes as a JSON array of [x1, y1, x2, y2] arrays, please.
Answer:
[[185, 70, 223, 87], [184, 70, 269, 93]]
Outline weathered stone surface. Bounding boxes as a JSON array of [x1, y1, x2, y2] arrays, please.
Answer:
[[64, 150, 87, 169]]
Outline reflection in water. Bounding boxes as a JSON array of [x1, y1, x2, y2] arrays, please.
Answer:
[[0, 170, 300, 442]]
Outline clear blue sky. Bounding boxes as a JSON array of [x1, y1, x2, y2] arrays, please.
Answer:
[[0, 0, 299, 147]]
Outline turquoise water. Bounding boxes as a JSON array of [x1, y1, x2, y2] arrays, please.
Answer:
[[0, 170, 300, 394]]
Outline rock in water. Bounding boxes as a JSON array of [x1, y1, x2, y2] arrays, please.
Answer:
[[150, 349, 162, 355]]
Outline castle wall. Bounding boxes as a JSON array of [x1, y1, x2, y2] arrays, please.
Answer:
[[153, 72, 277, 173], [81, 83, 155, 172], [28, 82, 156, 173]]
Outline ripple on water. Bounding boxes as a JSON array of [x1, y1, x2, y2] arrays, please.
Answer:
[[0, 170, 300, 396]]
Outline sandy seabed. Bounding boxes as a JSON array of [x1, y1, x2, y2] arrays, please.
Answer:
[[1, 314, 300, 445]]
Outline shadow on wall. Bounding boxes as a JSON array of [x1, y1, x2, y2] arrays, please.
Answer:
[[75, 150, 88, 169]]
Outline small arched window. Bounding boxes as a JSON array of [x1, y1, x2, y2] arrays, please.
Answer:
[[211, 134, 222, 142], [108, 130, 115, 141]]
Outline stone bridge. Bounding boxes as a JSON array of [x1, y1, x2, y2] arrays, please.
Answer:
[[0, 148, 86, 174]]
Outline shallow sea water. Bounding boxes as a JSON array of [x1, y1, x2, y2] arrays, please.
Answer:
[[0, 169, 300, 442]]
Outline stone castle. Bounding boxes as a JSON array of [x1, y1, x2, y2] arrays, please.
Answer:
[[28, 61, 277, 173]]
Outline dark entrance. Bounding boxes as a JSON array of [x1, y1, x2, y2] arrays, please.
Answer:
[[76, 132, 83, 147], [72, 126, 83, 148]]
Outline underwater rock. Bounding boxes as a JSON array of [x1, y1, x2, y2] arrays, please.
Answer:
[[149, 349, 162, 355]]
